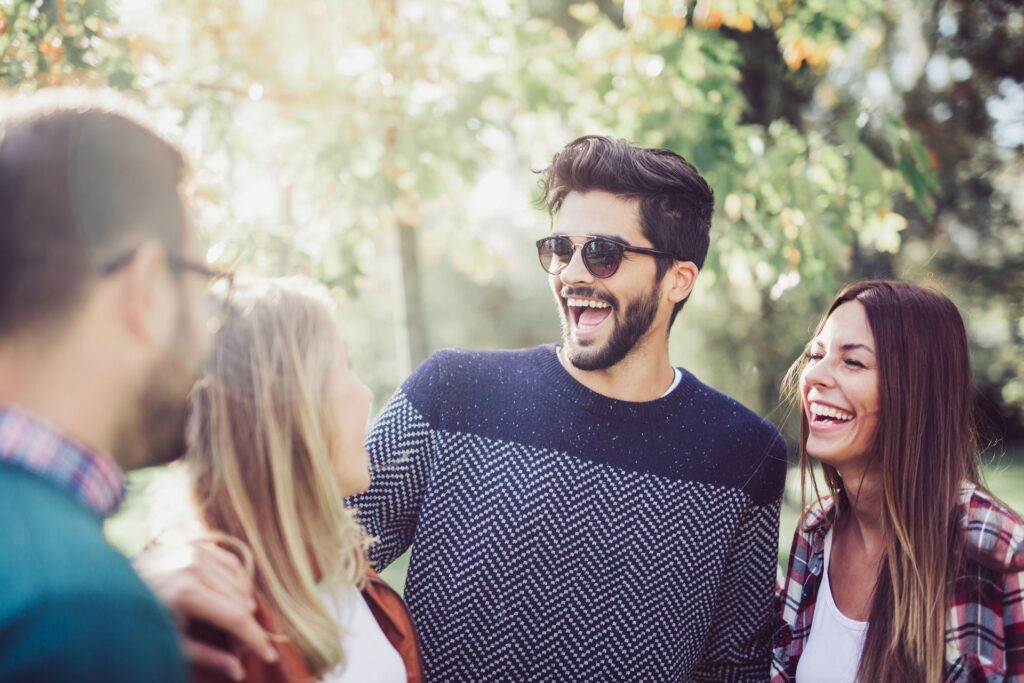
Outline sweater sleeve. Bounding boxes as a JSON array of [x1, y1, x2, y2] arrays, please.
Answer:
[[349, 353, 444, 571], [692, 431, 786, 683]]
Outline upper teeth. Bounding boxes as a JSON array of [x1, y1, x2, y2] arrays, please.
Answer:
[[811, 403, 854, 421], [567, 298, 610, 308]]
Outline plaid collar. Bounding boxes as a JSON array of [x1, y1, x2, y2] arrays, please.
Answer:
[[0, 406, 126, 516], [774, 483, 1024, 681], [799, 484, 1023, 567]]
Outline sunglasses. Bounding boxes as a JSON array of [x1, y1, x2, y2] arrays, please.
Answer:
[[535, 235, 677, 279]]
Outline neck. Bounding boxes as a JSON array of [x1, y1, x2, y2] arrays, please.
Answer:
[[835, 461, 885, 548], [0, 333, 123, 461], [559, 337, 675, 402]]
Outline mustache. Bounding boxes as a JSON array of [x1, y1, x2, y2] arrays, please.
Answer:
[[559, 286, 616, 307]]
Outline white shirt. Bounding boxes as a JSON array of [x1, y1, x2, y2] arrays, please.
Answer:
[[660, 367, 683, 398], [318, 585, 407, 683], [795, 528, 868, 683]]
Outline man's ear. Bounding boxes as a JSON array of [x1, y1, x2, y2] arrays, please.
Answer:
[[114, 240, 175, 347], [665, 260, 700, 304]]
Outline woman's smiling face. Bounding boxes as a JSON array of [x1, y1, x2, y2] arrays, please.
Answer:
[[800, 301, 880, 471]]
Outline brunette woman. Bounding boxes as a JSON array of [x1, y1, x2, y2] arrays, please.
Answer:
[[774, 280, 1023, 682]]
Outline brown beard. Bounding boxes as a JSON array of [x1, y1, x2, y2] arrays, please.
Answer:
[[134, 352, 196, 467], [113, 290, 205, 469], [561, 282, 660, 371]]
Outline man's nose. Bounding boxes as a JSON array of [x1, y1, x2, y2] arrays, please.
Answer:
[[559, 245, 592, 285]]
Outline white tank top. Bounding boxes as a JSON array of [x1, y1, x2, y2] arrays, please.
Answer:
[[795, 528, 868, 683], [318, 585, 407, 683]]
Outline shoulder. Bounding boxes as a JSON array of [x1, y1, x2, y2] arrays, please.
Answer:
[[397, 345, 551, 412], [0, 464, 130, 592], [781, 498, 833, 578], [676, 371, 789, 501], [0, 466, 146, 591], [0, 536, 184, 681], [959, 483, 1024, 573], [784, 497, 833, 558], [687, 372, 785, 441], [423, 346, 549, 379], [0, 465, 178, 650]]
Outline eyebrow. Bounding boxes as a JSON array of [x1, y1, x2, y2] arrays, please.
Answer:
[[842, 343, 875, 354], [809, 340, 876, 355], [551, 232, 635, 247]]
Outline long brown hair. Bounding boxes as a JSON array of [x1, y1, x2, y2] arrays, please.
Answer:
[[186, 277, 370, 676], [786, 280, 979, 681]]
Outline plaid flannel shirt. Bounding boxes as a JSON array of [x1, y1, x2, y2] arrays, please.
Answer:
[[0, 406, 125, 516], [773, 483, 1024, 682]]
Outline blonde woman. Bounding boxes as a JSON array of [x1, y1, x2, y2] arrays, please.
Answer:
[[181, 276, 422, 683]]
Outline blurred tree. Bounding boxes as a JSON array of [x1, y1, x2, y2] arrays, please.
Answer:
[[507, 0, 937, 415], [0, 0, 132, 88], [7, 0, 1020, 446], [891, 0, 1024, 443], [119, 0, 513, 377]]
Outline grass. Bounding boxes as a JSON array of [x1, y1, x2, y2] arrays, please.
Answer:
[[107, 450, 1024, 596]]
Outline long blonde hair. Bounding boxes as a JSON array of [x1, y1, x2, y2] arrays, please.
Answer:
[[186, 276, 370, 676]]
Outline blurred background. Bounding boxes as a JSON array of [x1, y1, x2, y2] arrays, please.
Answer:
[[3, 0, 1021, 583]]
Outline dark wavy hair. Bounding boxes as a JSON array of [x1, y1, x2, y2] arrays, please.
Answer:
[[538, 135, 714, 326]]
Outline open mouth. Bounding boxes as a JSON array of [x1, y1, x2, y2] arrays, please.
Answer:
[[808, 401, 855, 426], [566, 296, 613, 332]]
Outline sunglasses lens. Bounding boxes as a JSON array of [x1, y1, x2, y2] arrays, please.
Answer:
[[583, 238, 622, 278], [538, 237, 573, 274]]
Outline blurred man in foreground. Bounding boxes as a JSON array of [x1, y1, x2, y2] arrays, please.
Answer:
[[0, 90, 272, 682]]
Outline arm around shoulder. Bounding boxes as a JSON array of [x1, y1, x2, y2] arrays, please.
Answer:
[[348, 352, 447, 570]]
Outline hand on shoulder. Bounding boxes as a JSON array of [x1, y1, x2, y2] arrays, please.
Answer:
[[134, 539, 278, 681]]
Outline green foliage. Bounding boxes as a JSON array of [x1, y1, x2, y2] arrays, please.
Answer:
[[15, 0, 1022, 433], [0, 0, 131, 88]]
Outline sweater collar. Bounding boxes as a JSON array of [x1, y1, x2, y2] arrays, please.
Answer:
[[536, 344, 695, 423], [0, 406, 126, 516]]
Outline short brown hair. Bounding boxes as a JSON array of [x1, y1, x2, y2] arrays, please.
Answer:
[[538, 135, 715, 324], [0, 89, 189, 336]]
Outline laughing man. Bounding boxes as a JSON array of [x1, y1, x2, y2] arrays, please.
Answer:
[[351, 135, 787, 682]]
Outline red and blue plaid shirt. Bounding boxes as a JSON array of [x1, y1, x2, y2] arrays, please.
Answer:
[[773, 483, 1024, 682], [0, 406, 125, 516]]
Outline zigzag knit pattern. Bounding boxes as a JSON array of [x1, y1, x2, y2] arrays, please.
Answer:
[[351, 345, 787, 683]]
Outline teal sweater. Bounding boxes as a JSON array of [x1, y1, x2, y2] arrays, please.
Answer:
[[0, 463, 186, 682]]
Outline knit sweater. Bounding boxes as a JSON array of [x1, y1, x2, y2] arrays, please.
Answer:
[[351, 345, 787, 682]]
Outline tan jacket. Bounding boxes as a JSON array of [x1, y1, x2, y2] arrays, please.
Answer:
[[193, 568, 423, 683]]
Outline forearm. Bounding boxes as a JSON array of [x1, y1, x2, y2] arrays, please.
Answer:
[[349, 356, 442, 569], [693, 497, 782, 682]]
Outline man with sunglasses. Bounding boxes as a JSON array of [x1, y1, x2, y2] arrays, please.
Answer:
[[0, 91, 273, 682], [353, 135, 787, 681]]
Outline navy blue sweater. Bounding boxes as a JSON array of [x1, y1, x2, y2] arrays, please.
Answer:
[[352, 345, 787, 682]]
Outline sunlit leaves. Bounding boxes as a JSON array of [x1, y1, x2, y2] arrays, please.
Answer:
[[0, 0, 131, 88], [5, 0, 947, 409]]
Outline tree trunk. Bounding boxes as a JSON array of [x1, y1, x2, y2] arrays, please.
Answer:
[[393, 215, 429, 374]]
